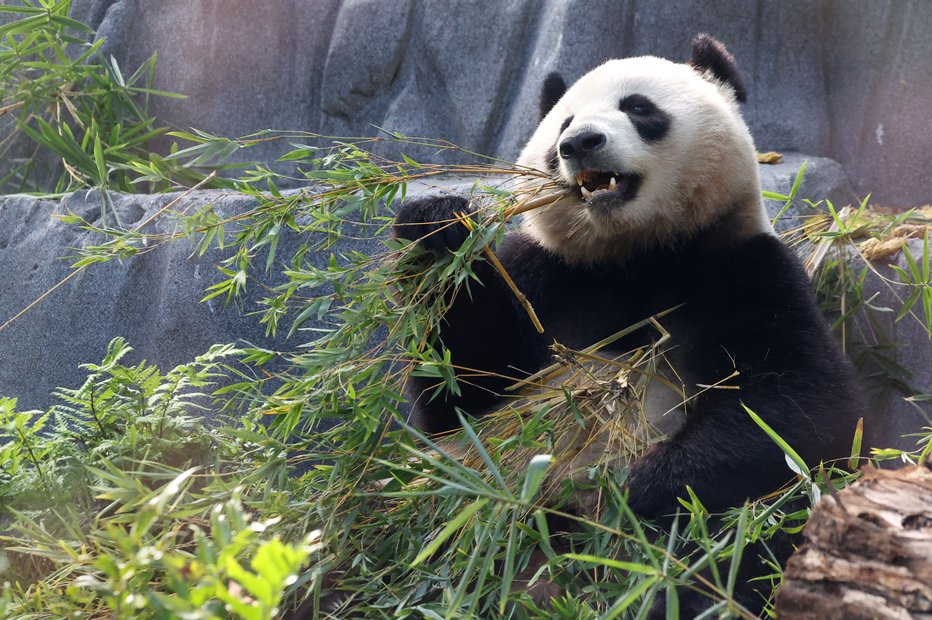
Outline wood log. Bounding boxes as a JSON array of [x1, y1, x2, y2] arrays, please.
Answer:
[[776, 456, 932, 619]]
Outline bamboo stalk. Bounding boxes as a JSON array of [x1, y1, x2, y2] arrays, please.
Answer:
[[502, 189, 570, 220], [436, 187, 567, 334], [454, 212, 545, 334]]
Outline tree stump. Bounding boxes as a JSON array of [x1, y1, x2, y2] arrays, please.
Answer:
[[776, 456, 932, 619]]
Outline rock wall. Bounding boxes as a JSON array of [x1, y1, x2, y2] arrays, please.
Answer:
[[69, 0, 932, 208], [0, 190, 293, 410]]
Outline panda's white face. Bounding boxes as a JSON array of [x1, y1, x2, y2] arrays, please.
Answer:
[[516, 55, 772, 264]]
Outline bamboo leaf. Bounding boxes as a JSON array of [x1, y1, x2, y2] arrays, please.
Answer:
[[601, 575, 662, 620], [564, 553, 659, 575], [411, 498, 488, 566], [743, 403, 809, 475], [849, 417, 864, 469]]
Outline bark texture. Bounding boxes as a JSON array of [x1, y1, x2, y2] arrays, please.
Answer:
[[777, 456, 932, 619]]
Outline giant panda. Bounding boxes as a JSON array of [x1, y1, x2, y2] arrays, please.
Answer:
[[393, 34, 865, 614]]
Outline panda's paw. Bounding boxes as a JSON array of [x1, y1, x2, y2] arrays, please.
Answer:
[[393, 195, 476, 254]]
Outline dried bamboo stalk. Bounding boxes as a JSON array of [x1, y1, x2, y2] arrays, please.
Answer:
[[502, 189, 570, 220]]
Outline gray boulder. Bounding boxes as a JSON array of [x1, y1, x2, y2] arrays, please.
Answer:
[[858, 238, 932, 452], [0, 190, 287, 411], [65, 0, 932, 208], [759, 152, 858, 232]]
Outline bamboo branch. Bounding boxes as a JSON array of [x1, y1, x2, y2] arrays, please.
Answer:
[[454, 212, 545, 334], [504, 305, 684, 392], [502, 189, 570, 220]]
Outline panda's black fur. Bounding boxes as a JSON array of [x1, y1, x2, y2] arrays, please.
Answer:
[[396, 197, 861, 517], [393, 34, 865, 616]]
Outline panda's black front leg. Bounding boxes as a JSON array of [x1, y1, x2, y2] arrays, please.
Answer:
[[627, 393, 803, 618], [393, 195, 549, 434], [624, 440, 755, 520], [624, 390, 795, 520]]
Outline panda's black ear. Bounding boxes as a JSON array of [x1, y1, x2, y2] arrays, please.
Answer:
[[689, 34, 748, 103], [539, 72, 567, 120]]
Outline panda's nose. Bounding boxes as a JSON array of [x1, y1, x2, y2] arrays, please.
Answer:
[[559, 131, 606, 160]]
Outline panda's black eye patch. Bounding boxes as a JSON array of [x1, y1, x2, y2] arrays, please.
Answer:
[[619, 94, 656, 115], [619, 95, 670, 142], [559, 115, 574, 134]]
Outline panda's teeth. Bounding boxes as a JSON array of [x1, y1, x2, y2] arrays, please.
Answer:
[[575, 173, 584, 186], [580, 186, 593, 201], [609, 176, 617, 191]]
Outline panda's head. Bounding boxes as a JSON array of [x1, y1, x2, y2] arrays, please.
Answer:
[[516, 35, 772, 264]]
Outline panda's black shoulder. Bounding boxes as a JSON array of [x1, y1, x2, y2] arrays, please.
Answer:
[[698, 232, 844, 367], [722, 232, 815, 296], [650, 232, 824, 346], [721, 231, 798, 264]]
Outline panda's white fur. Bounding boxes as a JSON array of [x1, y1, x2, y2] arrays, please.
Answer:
[[517, 56, 772, 265]]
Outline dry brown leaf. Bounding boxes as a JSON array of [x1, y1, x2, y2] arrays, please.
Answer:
[[757, 151, 784, 164]]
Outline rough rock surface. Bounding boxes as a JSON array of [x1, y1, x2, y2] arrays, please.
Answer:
[[859, 239, 932, 454], [758, 152, 858, 231], [0, 190, 294, 411], [58, 0, 932, 209]]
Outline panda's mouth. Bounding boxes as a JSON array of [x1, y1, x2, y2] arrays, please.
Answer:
[[573, 169, 641, 203]]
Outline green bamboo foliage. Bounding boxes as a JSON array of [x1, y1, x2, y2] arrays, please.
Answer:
[[0, 0, 230, 199]]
